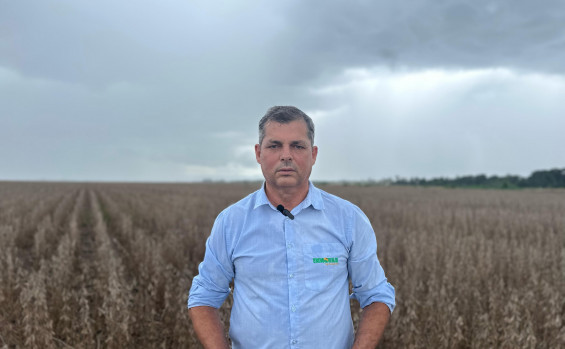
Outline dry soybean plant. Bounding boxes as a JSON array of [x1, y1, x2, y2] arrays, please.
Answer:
[[0, 181, 563, 348]]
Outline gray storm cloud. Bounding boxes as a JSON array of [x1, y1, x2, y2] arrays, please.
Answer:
[[274, 0, 565, 78], [1, 0, 564, 181]]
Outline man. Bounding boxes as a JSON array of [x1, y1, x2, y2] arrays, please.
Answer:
[[188, 106, 395, 348]]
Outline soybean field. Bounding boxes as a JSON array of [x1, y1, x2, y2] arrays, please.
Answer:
[[0, 182, 564, 348]]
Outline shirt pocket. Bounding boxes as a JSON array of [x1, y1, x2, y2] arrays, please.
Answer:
[[303, 243, 347, 292]]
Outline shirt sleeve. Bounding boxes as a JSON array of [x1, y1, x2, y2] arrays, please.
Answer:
[[347, 207, 396, 313], [188, 211, 235, 309]]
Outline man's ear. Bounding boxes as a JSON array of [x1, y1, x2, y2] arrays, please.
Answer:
[[311, 145, 318, 165], [255, 144, 261, 164]]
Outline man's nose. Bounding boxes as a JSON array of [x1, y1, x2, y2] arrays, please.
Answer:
[[280, 145, 292, 160]]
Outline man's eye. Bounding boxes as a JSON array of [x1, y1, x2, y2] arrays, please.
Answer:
[[294, 145, 305, 149], [268, 145, 279, 148]]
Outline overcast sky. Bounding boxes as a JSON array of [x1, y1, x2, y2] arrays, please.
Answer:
[[2, 0, 564, 182]]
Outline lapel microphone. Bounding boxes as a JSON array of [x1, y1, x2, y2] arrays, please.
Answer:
[[277, 204, 294, 220]]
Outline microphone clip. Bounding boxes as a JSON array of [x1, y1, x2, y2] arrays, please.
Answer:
[[276, 204, 294, 220]]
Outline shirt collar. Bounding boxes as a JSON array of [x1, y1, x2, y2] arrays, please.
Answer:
[[253, 182, 271, 209], [253, 181, 324, 211]]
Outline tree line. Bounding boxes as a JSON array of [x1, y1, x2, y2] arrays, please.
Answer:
[[392, 168, 565, 189]]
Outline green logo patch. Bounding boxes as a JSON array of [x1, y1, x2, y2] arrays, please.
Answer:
[[312, 257, 338, 264]]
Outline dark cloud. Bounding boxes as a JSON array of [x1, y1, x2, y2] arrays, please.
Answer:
[[273, 0, 565, 79], [1, 0, 564, 181]]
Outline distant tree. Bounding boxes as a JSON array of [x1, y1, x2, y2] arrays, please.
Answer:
[[391, 168, 565, 188], [526, 169, 565, 188]]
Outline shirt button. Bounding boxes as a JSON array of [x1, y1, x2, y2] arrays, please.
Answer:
[[291, 305, 296, 312], [289, 274, 294, 278], [287, 243, 292, 249], [291, 339, 297, 345]]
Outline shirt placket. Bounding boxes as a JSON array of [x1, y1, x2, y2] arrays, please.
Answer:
[[284, 216, 300, 348]]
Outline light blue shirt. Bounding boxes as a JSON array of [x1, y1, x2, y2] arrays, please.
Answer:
[[188, 182, 395, 348]]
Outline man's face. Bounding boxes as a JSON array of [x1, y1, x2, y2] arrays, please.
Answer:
[[255, 120, 318, 192]]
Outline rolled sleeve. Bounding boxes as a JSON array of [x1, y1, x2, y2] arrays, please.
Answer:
[[347, 208, 396, 313], [188, 212, 234, 309]]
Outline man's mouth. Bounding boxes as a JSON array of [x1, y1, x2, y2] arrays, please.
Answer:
[[277, 167, 295, 174]]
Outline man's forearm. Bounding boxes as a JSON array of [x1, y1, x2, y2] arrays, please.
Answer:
[[189, 306, 229, 349], [352, 302, 391, 349]]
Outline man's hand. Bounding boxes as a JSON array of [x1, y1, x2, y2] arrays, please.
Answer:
[[352, 302, 391, 349], [189, 306, 230, 349]]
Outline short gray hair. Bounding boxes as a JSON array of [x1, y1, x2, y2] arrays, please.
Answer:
[[258, 106, 315, 146]]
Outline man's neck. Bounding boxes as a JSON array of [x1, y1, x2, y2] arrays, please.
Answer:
[[264, 182, 309, 212]]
